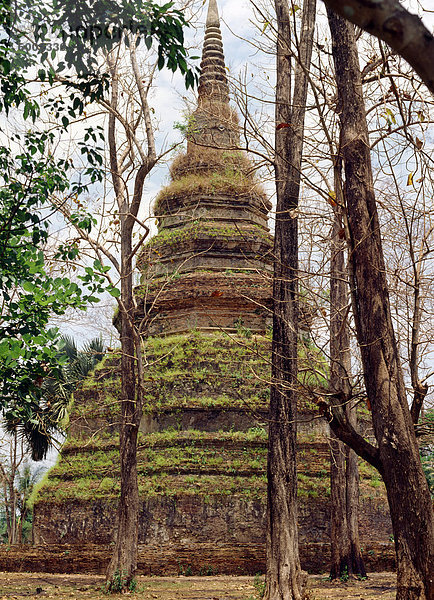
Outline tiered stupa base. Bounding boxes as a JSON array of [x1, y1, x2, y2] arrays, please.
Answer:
[[33, 331, 393, 573], [136, 271, 272, 336]]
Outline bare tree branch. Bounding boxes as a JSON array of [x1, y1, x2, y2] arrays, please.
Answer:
[[321, 0, 434, 94], [318, 395, 383, 472]]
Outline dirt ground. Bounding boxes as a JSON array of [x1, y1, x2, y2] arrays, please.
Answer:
[[0, 572, 396, 599]]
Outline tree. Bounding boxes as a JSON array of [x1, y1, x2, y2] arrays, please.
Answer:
[[0, 441, 44, 545], [0, 0, 117, 439], [13, 462, 39, 544], [102, 37, 156, 588], [230, 1, 433, 590], [322, 10, 434, 599], [265, 0, 316, 598], [329, 203, 365, 579], [4, 335, 105, 462], [0, 335, 105, 546], [0, 430, 27, 545], [0, 133, 105, 431], [321, 0, 434, 94], [43, 10, 197, 590]]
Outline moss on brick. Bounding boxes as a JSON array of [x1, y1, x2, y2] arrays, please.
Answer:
[[34, 433, 385, 507], [35, 332, 332, 514], [154, 171, 266, 215], [67, 332, 327, 433], [143, 222, 272, 259]]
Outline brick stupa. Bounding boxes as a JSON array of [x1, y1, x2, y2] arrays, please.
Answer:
[[135, 0, 273, 336], [30, 0, 393, 576]]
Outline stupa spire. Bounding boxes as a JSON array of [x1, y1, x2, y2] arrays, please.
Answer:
[[197, 0, 230, 105], [206, 0, 219, 26], [132, 0, 273, 339], [188, 0, 238, 150]]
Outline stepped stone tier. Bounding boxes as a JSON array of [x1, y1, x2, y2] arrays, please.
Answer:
[[33, 333, 394, 574], [31, 0, 393, 575]]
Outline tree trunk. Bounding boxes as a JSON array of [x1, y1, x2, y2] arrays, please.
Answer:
[[265, 1, 315, 599], [267, 209, 304, 600], [106, 216, 141, 591], [8, 479, 17, 545], [345, 440, 365, 576], [326, 11, 434, 599], [330, 412, 365, 579], [329, 207, 365, 579], [329, 435, 350, 578]]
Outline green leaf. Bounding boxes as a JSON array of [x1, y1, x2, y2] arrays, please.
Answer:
[[385, 108, 396, 124], [22, 281, 35, 293], [108, 287, 121, 298]]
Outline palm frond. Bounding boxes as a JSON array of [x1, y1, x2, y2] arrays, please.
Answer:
[[60, 335, 78, 363], [2, 335, 105, 461]]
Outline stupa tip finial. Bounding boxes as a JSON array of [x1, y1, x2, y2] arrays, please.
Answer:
[[206, 0, 220, 27]]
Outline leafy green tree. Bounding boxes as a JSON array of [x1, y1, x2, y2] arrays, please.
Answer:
[[3, 336, 105, 461], [0, 0, 197, 440], [0, 133, 106, 435], [0, 335, 105, 545]]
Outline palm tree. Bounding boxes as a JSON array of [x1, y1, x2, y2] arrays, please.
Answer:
[[3, 336, 105, 460], [16, 462, 43, 543]]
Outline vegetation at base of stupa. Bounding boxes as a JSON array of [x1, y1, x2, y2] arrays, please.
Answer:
[[30, 324, 379, 508], [31, 427, 386, 504], [31, 328, 392, 514], [28, 329, 333, 507]]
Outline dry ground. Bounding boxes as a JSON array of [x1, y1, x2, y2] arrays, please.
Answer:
[[0, 572, 396, 599]]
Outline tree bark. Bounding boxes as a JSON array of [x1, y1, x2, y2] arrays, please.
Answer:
[[321, 0, 434, 94], [329, 203, 365, 579], [345, 440, 365, 577], [105, 215, 141, 590], [265, 1, 315, 599], [329, 434, 366, 578], [1, 432, 21, 546], [326, 11, 434, 600]]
